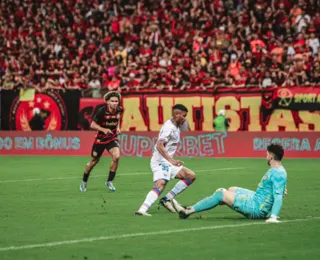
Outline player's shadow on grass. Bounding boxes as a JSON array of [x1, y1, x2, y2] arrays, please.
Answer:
[[191, 215, 249, 221], [156, 211, 249, 221], [179, 212, 249, 221]]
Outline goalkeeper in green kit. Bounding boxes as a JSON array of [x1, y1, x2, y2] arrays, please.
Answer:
[[172, 143, 287, 224]]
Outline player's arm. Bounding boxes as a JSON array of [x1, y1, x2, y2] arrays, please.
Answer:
[[91, 121, 112, 134], [156, 140, 183, 167], [116, 123, 121, 134], [116, 106, 123, 134], [266, 174, 286, 224]]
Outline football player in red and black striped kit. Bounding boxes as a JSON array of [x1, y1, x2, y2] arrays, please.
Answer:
[[80, 91, 122, 192]]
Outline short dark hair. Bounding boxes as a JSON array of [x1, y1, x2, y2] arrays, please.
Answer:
[[267, 143, 284, 161], [104, 91, 121, 102], [172, 104, 188, 112]]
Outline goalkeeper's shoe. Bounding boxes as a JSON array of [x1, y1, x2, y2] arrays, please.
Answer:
[[106, 181, 116, 191], [159, 198, 176, 213], [134, 211, 152, 217], [266, 215, 281, 224], [80, 181, 87, 192], [171, 199, 191, 219]]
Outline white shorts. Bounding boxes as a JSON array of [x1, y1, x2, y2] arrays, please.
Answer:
[[150, 161, 183, 182]]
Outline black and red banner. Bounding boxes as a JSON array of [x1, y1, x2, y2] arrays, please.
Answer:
[[1, 87, 319, 132], [0, 90, 81, 130], [266, 87, 320, 111], [78, 87, 320, 132]]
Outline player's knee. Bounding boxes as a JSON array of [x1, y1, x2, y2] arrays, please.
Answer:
[[112, 153, 120, 162], [213, 188, 226, 202], [90, 158, 99, 167], [184, 169, 196, 182], [154, 179, 167, 191], [189, 172, 196, 182], [227, 187, 237, 192]]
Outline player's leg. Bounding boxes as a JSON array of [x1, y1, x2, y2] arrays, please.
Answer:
[[135, 179, 168, 217], [172, 188, 236, 219], [228, 186, 255, 196], [227, 187, 262, 219], [159, 166, 196, 212], [173, 186, 260, 220], [227, 186, 238, 193], [105, 141, 120, 191], [135, 163, 169, 216], [80, 144, 104, 192], [230, 195, 260, 219]]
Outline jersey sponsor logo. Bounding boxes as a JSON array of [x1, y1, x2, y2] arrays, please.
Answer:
[[10, 91, 67, 131], [105, 121, 118, 126]]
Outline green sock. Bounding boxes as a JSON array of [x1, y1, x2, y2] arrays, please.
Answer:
[[193, 189, 224, 212]]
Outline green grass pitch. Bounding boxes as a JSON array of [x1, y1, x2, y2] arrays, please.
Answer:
[[0, 156, 319, 260]]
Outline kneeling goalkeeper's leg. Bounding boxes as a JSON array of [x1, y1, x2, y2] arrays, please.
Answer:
[[173, 188, 231, 218], [192, 188, 227, 213]]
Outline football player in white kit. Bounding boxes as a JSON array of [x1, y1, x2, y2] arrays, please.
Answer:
[[135, 104, 196, 216]]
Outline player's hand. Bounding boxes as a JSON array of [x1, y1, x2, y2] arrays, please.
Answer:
[[266, 216, 281, 224], [170, 159, 184, 167], [103, 128, 113, 135], [284, 188, 288, 197], [117, 129, 121, 135]]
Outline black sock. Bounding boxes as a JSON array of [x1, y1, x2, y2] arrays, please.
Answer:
[[107, 171, 116, 182], [82, 172, 90, 182]]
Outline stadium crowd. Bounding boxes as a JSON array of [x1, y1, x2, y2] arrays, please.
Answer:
[[0, 0, 320, 97]]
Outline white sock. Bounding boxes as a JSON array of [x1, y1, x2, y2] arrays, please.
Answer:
[[138, 188, 160, 213], [164, 180, 192, 201]]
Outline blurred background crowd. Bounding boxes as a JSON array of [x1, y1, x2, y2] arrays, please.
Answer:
[[0, 0, 319, 98]]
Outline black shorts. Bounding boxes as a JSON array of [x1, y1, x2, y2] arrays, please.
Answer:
[[91, 140, 120, 158]]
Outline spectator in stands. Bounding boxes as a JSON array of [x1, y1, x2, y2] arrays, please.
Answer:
[[2, 73, 15, 90], [261, 71, 276, 88], [308, 30, 320, 55], [88, 74, 102, 98]]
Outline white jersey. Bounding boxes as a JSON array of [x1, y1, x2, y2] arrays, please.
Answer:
[[151, 119, 180, 163]]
